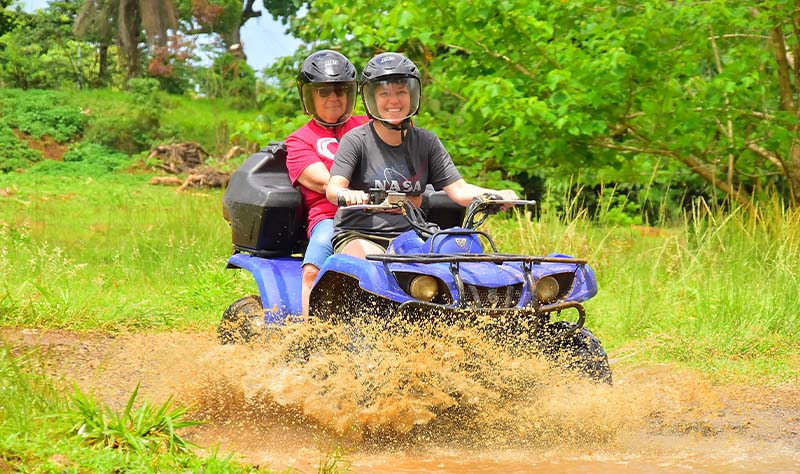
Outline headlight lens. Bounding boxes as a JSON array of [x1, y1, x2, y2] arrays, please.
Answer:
[[536, 276, 560, 304], [409, 275, 439, 302]]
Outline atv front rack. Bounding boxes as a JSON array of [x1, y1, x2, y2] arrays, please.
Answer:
[[367, 254, 587, 265], [368, 252, 588, 326]]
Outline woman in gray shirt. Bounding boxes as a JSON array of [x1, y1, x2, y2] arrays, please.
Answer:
[[326, 52, 518, 258]]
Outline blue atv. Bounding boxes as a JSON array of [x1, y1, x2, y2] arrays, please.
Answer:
[[220, 142, 611, 384]]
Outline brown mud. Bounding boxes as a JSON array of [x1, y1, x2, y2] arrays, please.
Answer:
[[2, 326, 798, 474]]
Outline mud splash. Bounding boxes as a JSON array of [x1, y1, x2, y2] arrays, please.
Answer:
[[2, 326, 798, 473]]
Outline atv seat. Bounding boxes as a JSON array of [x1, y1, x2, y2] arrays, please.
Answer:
[[222, 141, 466, 257]]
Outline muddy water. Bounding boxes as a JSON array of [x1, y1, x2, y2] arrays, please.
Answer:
[[2, 325, 799, 473]]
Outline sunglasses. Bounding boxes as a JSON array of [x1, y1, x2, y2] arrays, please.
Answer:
[[314, 85, 350, 98]]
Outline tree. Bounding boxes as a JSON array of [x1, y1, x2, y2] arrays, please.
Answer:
[[177, 0, 305, 58], [291, 0, 800, 209], [1, 0, 20, 36], [1, 2, 86, 89], [75, 0, 179, 83]]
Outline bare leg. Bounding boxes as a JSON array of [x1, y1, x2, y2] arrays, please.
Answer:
[[341, 238, 386, 258], [301, 264, 320, 317]]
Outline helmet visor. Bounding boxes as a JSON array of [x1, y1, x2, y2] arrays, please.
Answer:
[[362, 77, 420, 124], [301, 81, 357, 126]]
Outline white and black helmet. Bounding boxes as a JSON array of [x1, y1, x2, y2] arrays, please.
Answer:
[[297, 50, 357, 127], [360, 52, 421, 123]]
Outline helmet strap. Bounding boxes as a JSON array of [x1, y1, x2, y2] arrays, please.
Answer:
[[373, 118, 416, 176], [400, 120, 416, 177], [313, 113, 351, 130], [378, 119, 404, 131]]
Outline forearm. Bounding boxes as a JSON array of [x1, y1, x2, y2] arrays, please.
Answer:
[[297, 162, 330, 194], [444, 179, 519, 206], [325, 176, 347, 204], [444, 180, 492, 206]]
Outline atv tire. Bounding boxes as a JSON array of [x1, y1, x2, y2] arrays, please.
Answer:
[[541, 321, 612, 384], [218, 295, 267, 344]]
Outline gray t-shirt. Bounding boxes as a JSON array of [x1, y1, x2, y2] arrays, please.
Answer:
[[331, 122, 462, 237]]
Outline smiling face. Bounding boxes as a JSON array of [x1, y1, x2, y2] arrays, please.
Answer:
[[373, 82, 411, 124], [362, 76, 420, 124], [301, 82, 356, 126], [312, 84, 349, 124]]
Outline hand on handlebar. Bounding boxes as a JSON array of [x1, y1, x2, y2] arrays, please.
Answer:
[[479, 189, 522, 210], [336, 189, 370, 207]]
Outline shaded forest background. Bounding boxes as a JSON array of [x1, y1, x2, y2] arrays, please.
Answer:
[[2, 0, 800, 223]]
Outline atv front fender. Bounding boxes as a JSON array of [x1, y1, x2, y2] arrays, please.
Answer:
[[316, 253, 408, 301], [227, 253, 302, 322]]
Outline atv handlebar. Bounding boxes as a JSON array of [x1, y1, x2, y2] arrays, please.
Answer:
[[337, 189, 537, 234], [463, 195, 537, 230], [337, 190, 407, 211]]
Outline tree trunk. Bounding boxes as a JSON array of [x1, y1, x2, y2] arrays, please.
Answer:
[[119, 0, 142, 84], [98, 43, 109, 85], [770, 19, 800, 206]]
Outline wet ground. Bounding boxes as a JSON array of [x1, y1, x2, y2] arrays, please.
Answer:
[[2, 327, 798, 473]]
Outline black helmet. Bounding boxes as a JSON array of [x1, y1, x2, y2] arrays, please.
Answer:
[[360, 52, 421, 124], [297, 50, 358, 127]]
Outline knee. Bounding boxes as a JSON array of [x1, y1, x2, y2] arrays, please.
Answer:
[[302, 265, 320, 285]]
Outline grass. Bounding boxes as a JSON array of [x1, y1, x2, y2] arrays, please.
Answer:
[[3, 169, 798, 384], [66, 88, 262, 157], [0, 346, 272, 473], [0, 171, 254, 331], [1, 166, 798, 470], [488, 195, 800, 384]]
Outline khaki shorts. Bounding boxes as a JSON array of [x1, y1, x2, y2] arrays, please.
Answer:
[[332, 230, 394, 254]]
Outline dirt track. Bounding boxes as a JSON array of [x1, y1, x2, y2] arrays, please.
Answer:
[[2, 327, 799, 473]]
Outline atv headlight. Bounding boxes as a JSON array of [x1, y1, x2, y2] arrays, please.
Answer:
[[409, 275, 438, 302], [536, 276, 560, 304]]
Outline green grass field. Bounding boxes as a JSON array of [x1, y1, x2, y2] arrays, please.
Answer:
[[1, 170, 798, 472], [3, 171, 797, 382]]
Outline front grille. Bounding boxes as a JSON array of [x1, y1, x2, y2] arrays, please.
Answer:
[[461, 283, 523, 309]]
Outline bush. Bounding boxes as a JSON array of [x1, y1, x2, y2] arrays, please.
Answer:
[[0, 89, 86, 142], [28, 143, 133, 176], [81, 79, 168, 154], [0, 124, 42, 172]]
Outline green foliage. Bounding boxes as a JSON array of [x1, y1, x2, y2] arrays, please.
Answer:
[[0, 30, 52, 88], [0, 89, 86, 142], [65, 382, 201, 454], [0, 123, 42, 172], [290, 0, 800, 208], [318, 445, 352, 474], [231, 112, 307, 149], [197, 53, 258, 108], [0, 348, 259, 472], [0, 0, 19, 36], [29, 143, 134, 176], [79, 78, 168, 154], [0, 347, 64, 435], [0, 2, 86, 89]]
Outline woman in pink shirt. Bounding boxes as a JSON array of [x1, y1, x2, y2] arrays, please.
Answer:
[[285, 50, 368, 316]]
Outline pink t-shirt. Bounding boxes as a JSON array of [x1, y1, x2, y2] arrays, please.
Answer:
[[285, 116, 368, 237]]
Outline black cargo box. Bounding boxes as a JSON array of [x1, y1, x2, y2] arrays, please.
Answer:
[[222, 142, 307, 257]]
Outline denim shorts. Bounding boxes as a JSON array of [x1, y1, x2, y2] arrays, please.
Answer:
[[303, 218, 334, 269]]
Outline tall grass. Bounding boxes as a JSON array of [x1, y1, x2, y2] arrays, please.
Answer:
[[0, 172, 255, 331], [491, 191, 800, 383]]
